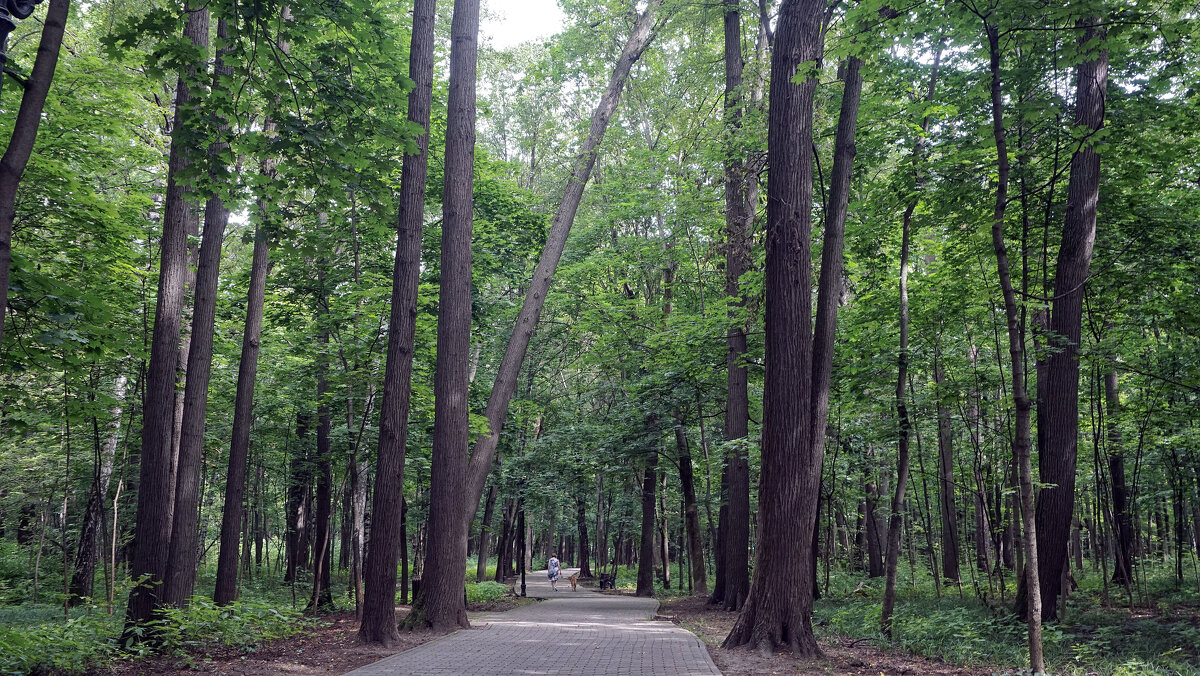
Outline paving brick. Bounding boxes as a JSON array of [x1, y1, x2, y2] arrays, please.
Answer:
[[344, 569, 721, 675]]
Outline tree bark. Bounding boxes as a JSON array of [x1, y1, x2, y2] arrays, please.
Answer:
[[718, 0, 751, 612], [0, 0, 70, 356], [575, 495, 592, 577], [310, 345, 334, 611], [882, 116, 915, 634], [358, 0, 435, 645], [982, 19, 1045, 673], [1105, 369, 1134, 586], [124, 4, 209, 632], [286, 412, 312, 582], [461, 0, 665, 529], [722, 0, 825, 656], [935, 359, 959, 581], [163, 17, 234, 608], [476, 476, 499, 581], [214, 217, 269, 605], [674, 415, 706, 593], [1032, 16, 1107, 620], [70, 373, 128, 602], [413, 0, 479, 632], [637, 460, 657, 597]]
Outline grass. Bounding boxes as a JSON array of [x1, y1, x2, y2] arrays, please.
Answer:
[[813, 562, 1200, 676]]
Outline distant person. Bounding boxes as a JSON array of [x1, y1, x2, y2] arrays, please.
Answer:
[[548, 553, 561, 591]]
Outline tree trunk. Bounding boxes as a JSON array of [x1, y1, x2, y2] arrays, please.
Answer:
[[674, 415, 706, 593], [412, 0, 479, 632], [476, 476, 499, 581], [1032, 16, 1107, 620], [124, 4, 210, 632], [70, 373, 129, 602], [461, 0, 664, 529], [719, 0, 751, 613], [637, 461, 657, 597], [162, 19, 234, 608], [0, 0, 70, 355], [935, 360, 959, 581], [723, 0, 826, 656], [357, 0, 435, 645], [882, 118, 915, 635], [865, 451, 885, 577], [286, 412, 312, 582], [214, 216, 269, 605], [1105, 369, 1134, 587], [983, 20, 1045, 672], [310, 348, 334, 611], [575, 495, 592, 577]]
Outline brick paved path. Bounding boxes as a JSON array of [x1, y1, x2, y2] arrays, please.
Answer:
[[344, 569, 721, 675]]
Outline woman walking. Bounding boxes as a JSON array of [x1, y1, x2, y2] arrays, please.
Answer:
[[548, 553, 561, 591]]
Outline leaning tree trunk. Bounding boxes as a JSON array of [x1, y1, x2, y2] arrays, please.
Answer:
[[0, 0, 70, 354], [357, 0, 436, 646], [163, 18, 234, 608], [983, 20, 1046, 673], [461, 0, 665, 530], [1032, 16, 1107, 621], [723, 0, 826, 656], [410, 0, 479, 632], [124, 3, 210, 632]]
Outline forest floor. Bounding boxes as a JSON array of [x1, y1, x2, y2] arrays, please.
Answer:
[[660, 595, 993, 675], [94, 598, 537, 676]]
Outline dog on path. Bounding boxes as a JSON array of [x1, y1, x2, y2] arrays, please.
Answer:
[[568, 572, 579, 591]]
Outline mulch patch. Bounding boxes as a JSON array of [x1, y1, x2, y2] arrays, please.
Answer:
[[660, 595, 994, 675]]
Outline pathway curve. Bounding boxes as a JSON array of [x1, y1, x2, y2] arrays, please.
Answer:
[[344, 569, 721, 675]]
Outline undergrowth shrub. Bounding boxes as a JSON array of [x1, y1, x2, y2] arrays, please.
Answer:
[[465, 581, 509, 603]]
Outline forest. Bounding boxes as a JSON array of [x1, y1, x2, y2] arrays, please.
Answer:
[[0, 0, 1198, 672]]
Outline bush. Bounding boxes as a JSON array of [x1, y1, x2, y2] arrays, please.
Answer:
[[0, 612, 121, 675], [465, 581, 509, 604], [140, 596, 308, 657]]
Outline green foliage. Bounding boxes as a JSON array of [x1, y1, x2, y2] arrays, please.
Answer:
[[465, 581, 510, 604], [142, 597, 308, 658], [0, 612, 121, 675]]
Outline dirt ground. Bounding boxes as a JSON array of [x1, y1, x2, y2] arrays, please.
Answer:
[[660, 595, 993, 675], [94, 598, 532, 676]]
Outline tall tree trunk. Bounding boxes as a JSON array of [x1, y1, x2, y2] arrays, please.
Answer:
[[461, 1, 664, 527], [1032, 17, 1107, 619], [163, 18, 234, 608], [214, 217, 269, 604], [286, 412, 312, 581], [476, 475, 499, 581], [674, 415, 706, 593], [719, 0, 751, 613], [935, 359, 960, 581], [575, 495, 592, 577], [637, 460, 657, 597], [982, 20, 1045, 673], [310, 344, 334, 611], [864, 451, 885, 577], [124, 4, 210, 632], [357, 0, 435, 645], [70, 373, 129, 602], [0, 0, 70, 355], [723, 0, 826, 656], [413, 0, 479, 632], [881, 123, 915, 635], [1105, 369, 1134, 586]]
